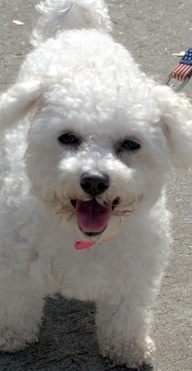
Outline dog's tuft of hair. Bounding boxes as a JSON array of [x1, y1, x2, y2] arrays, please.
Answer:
[[31, 0, 112, 46]]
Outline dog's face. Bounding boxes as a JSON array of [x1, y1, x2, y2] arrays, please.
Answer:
[[1, 77, 192, 245], [24, 81, 172, 244]]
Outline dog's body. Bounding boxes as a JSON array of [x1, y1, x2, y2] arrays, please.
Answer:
[[0, 0, 192, 368]]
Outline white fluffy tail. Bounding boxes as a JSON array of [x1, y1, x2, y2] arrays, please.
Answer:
[[31, 0, 112, 46]]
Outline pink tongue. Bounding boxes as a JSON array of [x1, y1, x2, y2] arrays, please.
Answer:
[[76, 199, 112, 233]]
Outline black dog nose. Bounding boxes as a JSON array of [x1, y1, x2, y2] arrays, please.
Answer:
[[80, 173, 109, 196]]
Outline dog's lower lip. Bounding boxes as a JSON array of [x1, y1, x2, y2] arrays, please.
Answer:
[[79, 226, 107, 237], [112, 197, 120, 210], [71, 199, 77, 208]]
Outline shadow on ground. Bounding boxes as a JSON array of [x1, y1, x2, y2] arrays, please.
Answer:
[[0, 296, 153, 371]]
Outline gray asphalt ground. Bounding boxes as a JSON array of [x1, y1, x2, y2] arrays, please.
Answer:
[[0, 0, 192, 370]]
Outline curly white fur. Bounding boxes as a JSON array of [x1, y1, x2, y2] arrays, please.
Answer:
[[0, 0, 192, 368], [31, 0, 112, 46]]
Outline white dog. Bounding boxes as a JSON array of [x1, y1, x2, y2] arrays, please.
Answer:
[[0, 0, 192, 368]]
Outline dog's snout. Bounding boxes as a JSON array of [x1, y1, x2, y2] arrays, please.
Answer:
[[80, 172, 109, 196]]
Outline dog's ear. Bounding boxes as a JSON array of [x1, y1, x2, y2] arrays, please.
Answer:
[[0, 80, 46, 129], [153, 85, 192, 169]]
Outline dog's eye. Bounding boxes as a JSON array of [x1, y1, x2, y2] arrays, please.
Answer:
[[58, 133, 80, 145], [120, 139, 141, 151]]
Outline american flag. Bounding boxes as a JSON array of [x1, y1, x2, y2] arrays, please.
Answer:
[[170, 47, 192, 81]]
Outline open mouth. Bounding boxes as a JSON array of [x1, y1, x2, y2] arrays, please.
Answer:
[[71, 198, 119, 236]]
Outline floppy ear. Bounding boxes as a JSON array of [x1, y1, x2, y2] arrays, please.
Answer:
[[0, 80, 46, 129], [153, 85, 192, 169]]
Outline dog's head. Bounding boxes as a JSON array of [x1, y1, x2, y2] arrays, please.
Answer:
[[1, 76, 192, 245]]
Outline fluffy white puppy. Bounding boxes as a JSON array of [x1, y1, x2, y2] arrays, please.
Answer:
[[0, 0, 192, 368]]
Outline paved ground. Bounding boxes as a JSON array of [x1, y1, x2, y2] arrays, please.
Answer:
[[0, 0, 192, 370]]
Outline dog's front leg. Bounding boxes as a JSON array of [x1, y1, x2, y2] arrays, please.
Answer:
[[95, 286, 156, 369], [0, 273, 44, 352]]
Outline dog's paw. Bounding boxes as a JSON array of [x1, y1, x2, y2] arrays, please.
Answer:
[[0, 328, 38, 352], [102, 336, 155, 369]]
